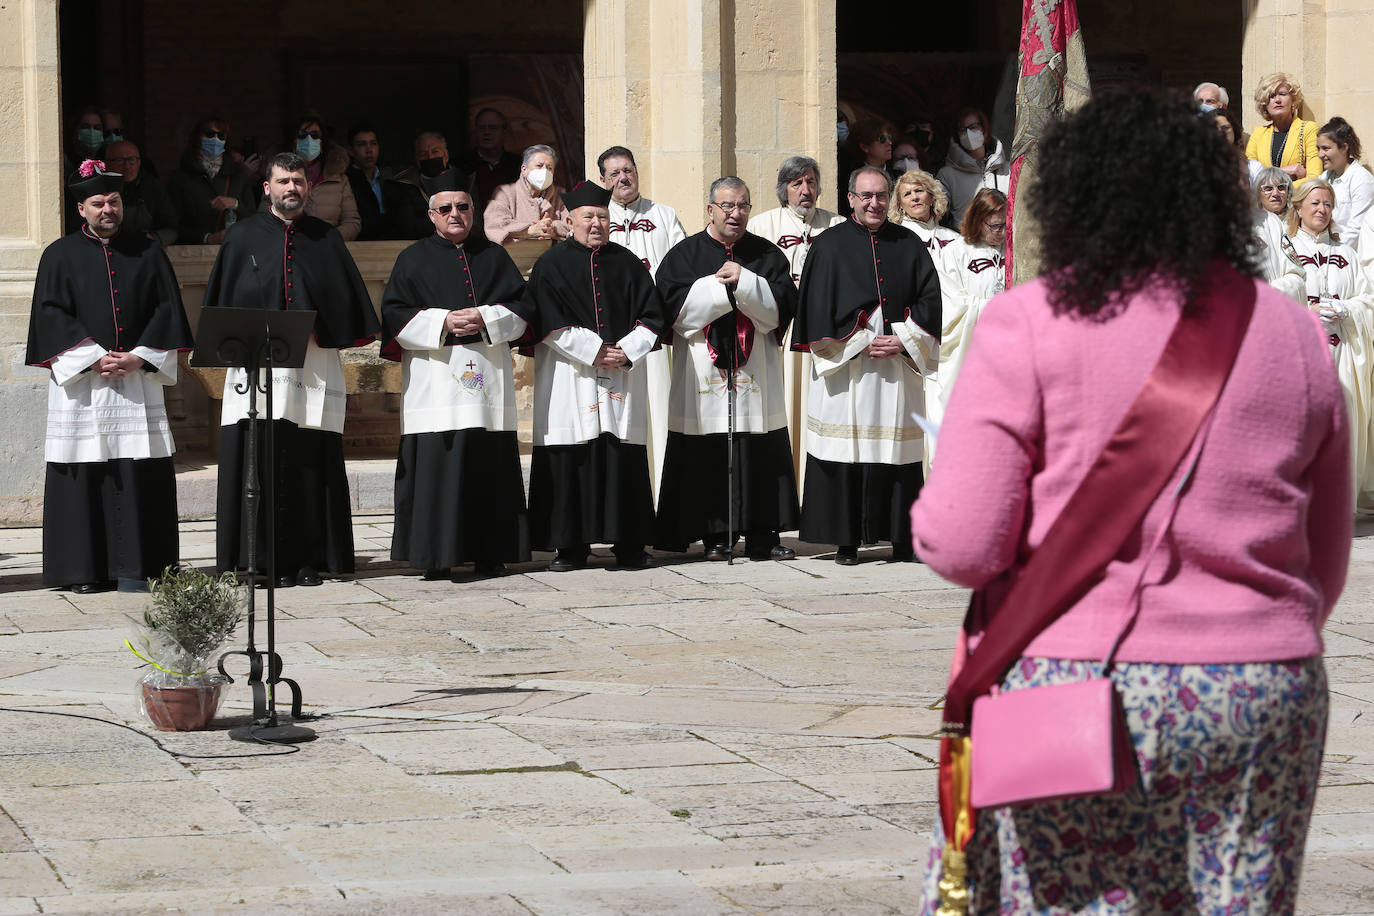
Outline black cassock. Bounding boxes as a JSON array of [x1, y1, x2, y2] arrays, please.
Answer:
[[202, 212, 379, 576], [26, 226, 193, 586], [653, 230, 801, 551], [792, 218, 942, 553], [381, 232, 533, 570], [524, 238, 668, 555]]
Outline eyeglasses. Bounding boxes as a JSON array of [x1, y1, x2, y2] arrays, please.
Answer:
[[849, 192, 890, 203], [876, 134, 893, 143], [711, 201, 751, 213], [297, 130, 322, 140], [107, 156, 140, 165], [986, 222, 1007, 232], [202, 129, 227, 140], [431, 202, 472, 215], [1259, 185, 1287, 194], [105, 129, 124, 139]]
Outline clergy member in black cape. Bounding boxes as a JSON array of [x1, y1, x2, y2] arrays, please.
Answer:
[[653, 176, 801, 560], [792, 166, 941, 565], [202, 152, 380, 587], [381, 167, 534, 579], [26, 160, 193, 592], [525, 180, 668, 571]]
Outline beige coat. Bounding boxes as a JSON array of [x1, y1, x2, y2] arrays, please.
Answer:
[[483, 179, 569, 245]]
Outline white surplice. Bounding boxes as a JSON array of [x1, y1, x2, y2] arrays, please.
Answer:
[[608, 195, 688, 498], [45, 341, 178, 463], [392, 305, 527, 435], [533, 324, 660, 447], [899, 217, 960, 258], [923, 238, 1004, 465], [220, 340, 348, 434], [805, 304, 935, 466], [1290, 226, 1374, 504], [1251, 210, 1307, 301], [667, 267, 788, 435], [748, 206, 847, 285]]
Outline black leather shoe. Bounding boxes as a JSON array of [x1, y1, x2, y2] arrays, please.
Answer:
[[756, 544, 796, 560], [834, 546, 860, 566], [704, 543, 731, 561], [296, 566, 323, 587], [615, 551, 655, 570], [474, 561, 507, 578], [421, 568, 449, 581], [549, 552, 586, 572], [274, 573, 296, 588], [70, 582, 103, 595], [889, 546, 917, 563]]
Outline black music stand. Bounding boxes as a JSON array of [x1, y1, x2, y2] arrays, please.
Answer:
[[192, 306, 318, 744]]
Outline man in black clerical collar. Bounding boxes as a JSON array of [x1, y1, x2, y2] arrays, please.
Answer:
[[203, 152, 379, 588], [792, 165, 942, 565], [524, 181, 668, 571], [653, 176, 800, 561], [25, 161, 193, 593], [380, 167, 534, 579]]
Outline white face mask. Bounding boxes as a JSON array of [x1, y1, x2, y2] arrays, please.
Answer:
[[961, 128, 986, 151], [526, 167, 552, 191], [892, 157, 919, 174]]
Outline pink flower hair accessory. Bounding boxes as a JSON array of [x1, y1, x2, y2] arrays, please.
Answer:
[[78, 159, 107, 178]]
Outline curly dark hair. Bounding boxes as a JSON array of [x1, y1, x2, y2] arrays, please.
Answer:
[[1027, 90, 1256, 317]]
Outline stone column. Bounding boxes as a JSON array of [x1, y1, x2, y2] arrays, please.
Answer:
[[0, 0, 61, 523], [583, 0, 837, 483]]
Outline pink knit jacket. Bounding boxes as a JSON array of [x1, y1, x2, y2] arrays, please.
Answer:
[[911, 269, 1351, 664]]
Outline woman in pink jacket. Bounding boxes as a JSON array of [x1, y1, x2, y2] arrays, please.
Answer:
[[914, 91, 1351, 914]]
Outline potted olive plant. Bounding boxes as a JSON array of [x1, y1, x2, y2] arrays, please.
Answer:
[[127, 565, 244, 730]]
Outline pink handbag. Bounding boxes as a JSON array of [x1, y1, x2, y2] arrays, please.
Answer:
[[970, 678, 1135, 808]]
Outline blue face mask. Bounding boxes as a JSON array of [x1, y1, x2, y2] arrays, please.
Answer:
[[1198, 102, 1217, 114], [201, 137, 226, 159], [296, 137, 322, 162], [77, 127, 104, 150], [837, 122, 850, 143]]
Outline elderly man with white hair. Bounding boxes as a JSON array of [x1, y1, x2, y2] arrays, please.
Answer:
[[1193, 81, 1229, 110], [483, 144, 571, 245]]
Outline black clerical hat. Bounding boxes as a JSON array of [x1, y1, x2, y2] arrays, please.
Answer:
[[68, 160, 123, 200], [420, 167, 473, 197], [562, 180, 612, 211]]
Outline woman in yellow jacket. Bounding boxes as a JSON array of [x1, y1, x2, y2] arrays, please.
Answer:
[[1245, 72, 1322, 188]]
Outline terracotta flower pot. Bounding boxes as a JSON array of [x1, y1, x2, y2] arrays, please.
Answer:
[[141, 680, 223, 731]]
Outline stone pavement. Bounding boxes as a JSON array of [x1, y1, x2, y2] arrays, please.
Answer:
[[0, 518, 1370, 915]]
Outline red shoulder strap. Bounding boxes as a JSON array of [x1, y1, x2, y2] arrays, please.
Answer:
[[941, 265, 1257, 727]]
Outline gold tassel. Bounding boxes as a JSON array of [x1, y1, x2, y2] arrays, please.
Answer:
[[935, 845, 970, 916]]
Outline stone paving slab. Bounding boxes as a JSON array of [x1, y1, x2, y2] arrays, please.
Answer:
[[0, 515, 1368, 912]]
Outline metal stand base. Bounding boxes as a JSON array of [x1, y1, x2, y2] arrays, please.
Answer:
[[229, 723, 317, 744]]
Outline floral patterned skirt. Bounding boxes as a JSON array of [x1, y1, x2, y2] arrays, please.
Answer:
[[919, 657, 1328, 916]]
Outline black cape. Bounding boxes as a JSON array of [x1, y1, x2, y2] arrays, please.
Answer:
[[524, 238, 667, 349], [380, 232, 531, 360], [201, 211, 379, 348], [26, 226, 193, 368], [656, 229, 796, 368], [792, 218, 941, 351]]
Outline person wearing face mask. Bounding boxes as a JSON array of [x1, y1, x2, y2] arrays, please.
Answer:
[[1248, 167, 1306, 301], [904, 117, 942, 173], [1286, 177, 1374, 507], [792, 166, 942, 565], [257, 113, 361, 242], [380, 168, 536, 580], [1192, 81, 1230, 112], [167, 115, 260, 244], [1315, 117, 1373, 241], [936, 106, 1011, 225], [64, 108, 107, 232], [888, 137, 922, 184], [389, 131, 464, 241], [484, 144, 571, 246], [748, 156, 846, 286]]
